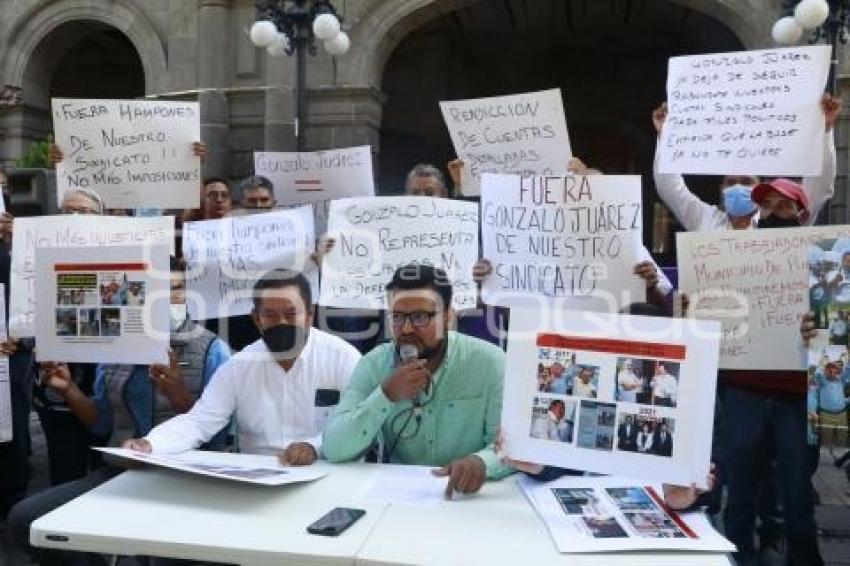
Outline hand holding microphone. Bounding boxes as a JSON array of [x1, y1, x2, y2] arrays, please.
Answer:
[[382, 344, 431, 403]]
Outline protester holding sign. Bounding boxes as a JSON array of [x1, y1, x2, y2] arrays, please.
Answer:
[[323, 265, 513, 498], [652, 94, 840, 231], [234, 175, 277, 213], [7, 257, 231, 565]]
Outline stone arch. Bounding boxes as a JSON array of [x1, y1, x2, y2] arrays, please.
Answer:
[[3, 0, 168, 97], [344, 0, 771, 89]]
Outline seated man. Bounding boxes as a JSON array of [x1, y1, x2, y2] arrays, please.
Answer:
[[8, 257, 231, 564], [124, 268, 361, 463], [322, 264, 513, 498]]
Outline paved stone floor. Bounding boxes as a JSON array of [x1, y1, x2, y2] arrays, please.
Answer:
[[1, 414, 849, 565]]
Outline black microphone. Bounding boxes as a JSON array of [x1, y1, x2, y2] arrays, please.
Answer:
[[398, 344, 424, 414]]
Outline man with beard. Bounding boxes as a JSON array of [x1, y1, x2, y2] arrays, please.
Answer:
[[322, 264, 512, 498], [123, 269, 361, 465]]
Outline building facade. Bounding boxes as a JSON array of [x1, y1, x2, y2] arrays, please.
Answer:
[[0, 0, 847, 246]]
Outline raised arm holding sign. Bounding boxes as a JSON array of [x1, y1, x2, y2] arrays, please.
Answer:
[[51, 99, 202, 210], [440, 89, 572, 196]]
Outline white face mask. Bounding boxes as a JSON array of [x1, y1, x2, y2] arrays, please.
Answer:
[[170, 303, 188, 331]]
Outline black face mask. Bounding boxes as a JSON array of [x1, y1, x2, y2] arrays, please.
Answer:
[[757, 214, 801, 229], [261, 323, 308, 360]]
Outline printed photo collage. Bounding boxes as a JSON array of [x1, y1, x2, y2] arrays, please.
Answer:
[[807, 238, 850, 453], [552, 486, 692, 540], [55, 271, 147, 339], [530, 339, 679, 459]]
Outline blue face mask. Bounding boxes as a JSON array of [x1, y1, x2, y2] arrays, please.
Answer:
[[723, 185, 757, 217]]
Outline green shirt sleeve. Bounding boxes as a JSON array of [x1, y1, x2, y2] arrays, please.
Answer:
[[321, 351, 395, 462], [473, 344, 514, 480]]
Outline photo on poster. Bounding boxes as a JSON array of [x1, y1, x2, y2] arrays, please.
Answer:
[[529, 397, 576, 443], [55, 308, 77, 336], [125, 281, 146, 306], [622, 511, 687, 539], [99, 273, 129, 306], [616, 411, 675, 457], [808, 239, 850, 348], [605, 487, 658, 512], [100, 308, 121, 337], [536, 348, 599, 398], [552, 488, 604, 515], [576, 400, 617, 451], [581, 516, 628, 539], [78, 308, 101, 337], [615, 358, 679, 407], [56, 273, 98, 306], [184, 463, 289, 480]]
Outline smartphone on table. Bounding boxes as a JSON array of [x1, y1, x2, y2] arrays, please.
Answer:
[[306, 507, 366, 536]]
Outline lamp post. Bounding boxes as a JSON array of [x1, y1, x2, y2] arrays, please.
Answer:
[[773, 0, 849, 95], [250, 1, 350, 151]]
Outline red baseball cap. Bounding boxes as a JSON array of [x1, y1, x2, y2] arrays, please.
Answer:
[[751, 178, 809, 212]]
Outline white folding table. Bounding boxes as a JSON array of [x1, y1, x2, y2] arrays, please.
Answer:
[[31, 463, 732, 565]]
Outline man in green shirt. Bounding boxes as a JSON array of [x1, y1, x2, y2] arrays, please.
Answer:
[[322, 264, 512, 498]]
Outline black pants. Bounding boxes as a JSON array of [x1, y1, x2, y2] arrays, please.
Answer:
[[0, 349, 34, 517], [36, 408, 99, 486]]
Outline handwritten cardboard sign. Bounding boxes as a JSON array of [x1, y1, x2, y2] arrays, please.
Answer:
[[440, 89, 572, 196], [657, 45, 830, 175], [10, 215, 175, 338], [52, 99, 201, 209], [182, 208, 318, 319], [319, 197, 479, 310], [254, 146, 375, 233], [677, 225, 850, 370], [481, 174, 645, 310]]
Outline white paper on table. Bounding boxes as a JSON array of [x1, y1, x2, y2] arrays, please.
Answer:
[[9, 215, 174, 338], [657, 45, 830, 176], [254, 146, 375, 235], [34, 245, 170, 365], [96, 448, 331, 486], [518, 475, 735, 554], [480, 173, 645, 310], [52, 98, 201, 209], [319, 197, 479, 311], [182, 207, 318, 320], [502, 308, 720, 489], [440, 88, 572, 196], [677, 224, 850, 370], [356, 464, 455, 507], [0, 285, 11, 442]]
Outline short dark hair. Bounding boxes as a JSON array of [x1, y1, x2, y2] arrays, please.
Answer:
[[386, 264, 453, 311], [203, 177, 231, 191], [170, 256, 187, 273], [252, 269, 312, 312], [549, 399, 565, 411], [236, 175, 274, 201]]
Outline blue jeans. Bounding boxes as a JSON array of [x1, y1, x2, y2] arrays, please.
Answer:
[[722, 386, 822, 565]]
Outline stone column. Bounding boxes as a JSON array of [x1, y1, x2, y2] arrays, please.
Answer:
[[263, 55, 297, 151], [305, 85, 386, 174], [197, 0, 231, 179]]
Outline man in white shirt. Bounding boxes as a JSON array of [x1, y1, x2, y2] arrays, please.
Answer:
[[617, 359, 641, 403], [123, 269, 362, 465], [651, 364, 678, 408], [572, 367, 597, 398]]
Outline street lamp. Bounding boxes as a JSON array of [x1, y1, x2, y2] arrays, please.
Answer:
[[773, 0, 849, 94], [250, 1, 350, 150]]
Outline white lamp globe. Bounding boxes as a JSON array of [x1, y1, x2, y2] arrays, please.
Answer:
[[324, 31, 350, 56], [772, 16, 804, 44], [250, 20, 278, 47], [795, 0, 830, 29], [313, 13, 341, 41], [267, 33, 289, 57]]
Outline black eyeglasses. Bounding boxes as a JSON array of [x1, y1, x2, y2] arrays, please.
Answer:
[[390, 310, 439, 328]]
